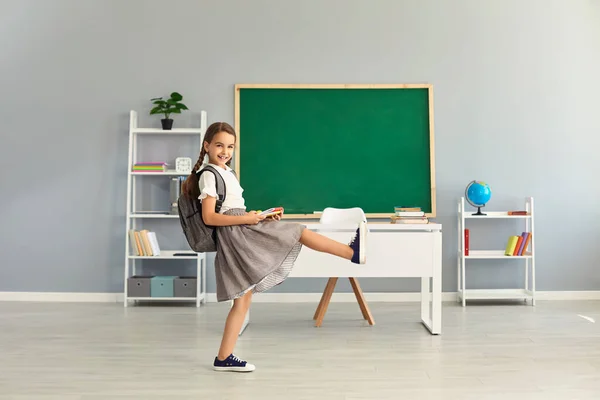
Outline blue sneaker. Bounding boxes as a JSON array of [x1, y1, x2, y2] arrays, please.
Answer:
[[213, 354, 256, 372], [349, 221, 367, 264]]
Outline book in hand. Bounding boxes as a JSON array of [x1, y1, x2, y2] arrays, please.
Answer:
[[258, 207, 283, 217]]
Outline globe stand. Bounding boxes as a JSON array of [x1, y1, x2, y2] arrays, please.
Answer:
[[472, 205, 486, 216]]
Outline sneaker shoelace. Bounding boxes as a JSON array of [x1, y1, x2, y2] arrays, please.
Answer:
[[230, 354, 243, 363], [348, 230, 359, 246]]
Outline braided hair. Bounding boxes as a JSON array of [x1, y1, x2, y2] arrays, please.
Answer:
[[182, 122, 237, 199]]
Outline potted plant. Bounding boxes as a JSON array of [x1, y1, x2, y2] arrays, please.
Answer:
[[150, 92, 189, 130]]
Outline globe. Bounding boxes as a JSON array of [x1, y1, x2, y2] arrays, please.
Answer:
[[465, 180, 491, 216]]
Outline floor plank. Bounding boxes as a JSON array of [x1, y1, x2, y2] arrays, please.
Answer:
[[0, 299, 598, 399]]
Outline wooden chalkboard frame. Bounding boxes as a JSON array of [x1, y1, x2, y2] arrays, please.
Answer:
[[234, 83, 436, 219]]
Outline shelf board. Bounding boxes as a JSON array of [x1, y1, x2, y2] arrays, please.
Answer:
[[132, 128, 203, 134], [128, 250, 200, 259], [458, 289, 533, 300], [127, 296, 202, 301], [462, 211, 531, 219], [130, 170, 190, 176], [462, 250, 532, 259], [129, 213, 179, 219]]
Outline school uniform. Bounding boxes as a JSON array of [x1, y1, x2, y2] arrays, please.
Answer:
[[197, 163, 304, 302]]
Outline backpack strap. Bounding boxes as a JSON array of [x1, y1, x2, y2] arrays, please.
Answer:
[[196, 165, 227, 213]]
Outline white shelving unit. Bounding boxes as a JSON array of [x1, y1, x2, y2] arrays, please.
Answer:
[[457, 197, 535, 306], [124, 110, 208, 307]]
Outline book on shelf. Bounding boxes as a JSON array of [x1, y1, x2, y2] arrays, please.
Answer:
[[132, 162, 168, 172], [504, 231, 531, 256], [129, 229, 161, 256]]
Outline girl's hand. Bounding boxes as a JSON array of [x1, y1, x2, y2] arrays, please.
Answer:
[[245, 211, 266, 225], [269, 207, 284, 221], [268, 213, 282, 221]]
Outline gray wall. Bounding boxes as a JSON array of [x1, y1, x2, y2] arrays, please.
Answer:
[[1, 0, 599, 295]]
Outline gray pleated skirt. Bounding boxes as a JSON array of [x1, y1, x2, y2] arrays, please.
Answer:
[[213, 208, 305, 302]]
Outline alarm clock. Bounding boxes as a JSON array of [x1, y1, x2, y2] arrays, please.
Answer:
[[175, 157, 192, 174]]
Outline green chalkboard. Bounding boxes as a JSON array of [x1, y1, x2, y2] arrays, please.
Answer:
[[234, 84, 436, 218]]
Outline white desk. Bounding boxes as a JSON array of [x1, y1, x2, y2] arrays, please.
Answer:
[[240, 222, 442, 335]]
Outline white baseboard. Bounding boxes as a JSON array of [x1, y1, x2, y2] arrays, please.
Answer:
[[206, 292, 459, 303], [1, 291, 599, 303], [0, 292, 121, 303], [533, 291, 600, 300]]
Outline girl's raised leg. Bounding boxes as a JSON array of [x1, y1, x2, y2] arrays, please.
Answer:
[[299, 228, 353, 259], [299, 221, 367, 264]]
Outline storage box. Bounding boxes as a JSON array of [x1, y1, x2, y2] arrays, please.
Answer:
[[174, 277, 197, 298], [128, 275, 153, 297], [150, 276, 176, 298]]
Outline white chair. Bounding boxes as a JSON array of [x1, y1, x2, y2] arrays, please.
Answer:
[[313, 207, 375, 327]]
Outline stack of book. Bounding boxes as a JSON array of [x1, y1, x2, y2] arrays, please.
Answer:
[[504, 232, 532, 256], [390, 206, 429, 224], [132, 162, 168, 172], [129, 229, 161, 256]]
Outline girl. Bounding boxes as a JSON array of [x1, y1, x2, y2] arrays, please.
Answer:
[[181, 122, 367, 373]]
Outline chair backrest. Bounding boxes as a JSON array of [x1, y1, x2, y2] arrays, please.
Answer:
[[319, 207, 366, 225]]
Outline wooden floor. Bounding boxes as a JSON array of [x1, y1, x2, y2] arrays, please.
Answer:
[[0, 299, 599, 399]]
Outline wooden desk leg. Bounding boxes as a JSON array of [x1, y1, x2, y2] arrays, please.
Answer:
[[313, 278, 336, 320], [349, 277, 375, 325], [314, 277, 337, 327]]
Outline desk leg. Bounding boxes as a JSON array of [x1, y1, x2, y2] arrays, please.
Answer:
[[432, 231, 442, 333], [421, 231, 442, 335], [421, 277, 430, 326]]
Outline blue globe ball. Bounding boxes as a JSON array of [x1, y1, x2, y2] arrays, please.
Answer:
[[466, 180, 491, 207]]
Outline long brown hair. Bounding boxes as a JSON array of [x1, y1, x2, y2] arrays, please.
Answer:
[[182, 122, 237, 199]]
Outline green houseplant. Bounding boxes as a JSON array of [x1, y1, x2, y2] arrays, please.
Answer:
[[150, 92, 189, 130]]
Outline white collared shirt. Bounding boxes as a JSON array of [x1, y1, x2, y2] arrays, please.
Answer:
[[197, 163, 246, 213]]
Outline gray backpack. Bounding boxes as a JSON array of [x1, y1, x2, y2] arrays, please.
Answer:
[[177, 165, 228, 253]]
